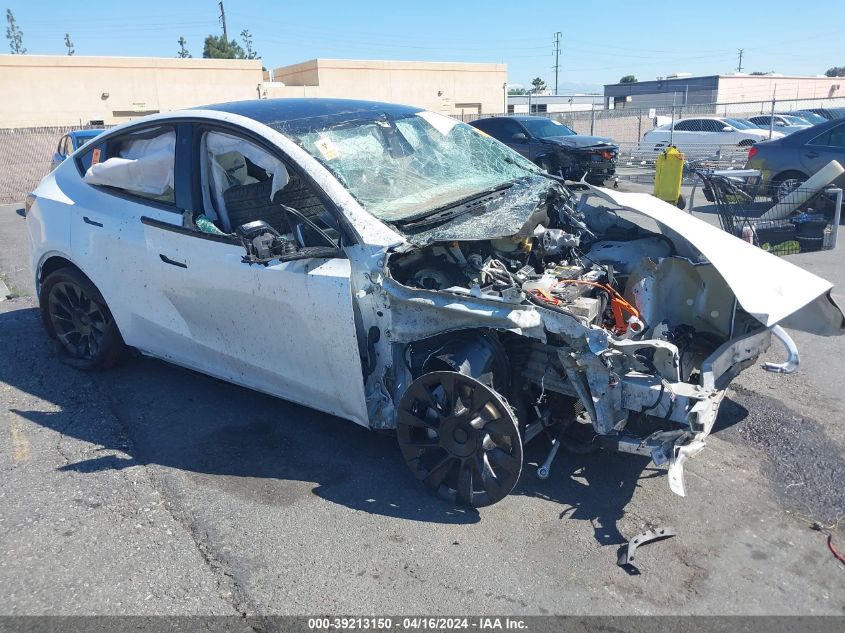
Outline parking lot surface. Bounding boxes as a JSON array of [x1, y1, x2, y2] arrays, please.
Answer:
[[1, 200, 844, 615]]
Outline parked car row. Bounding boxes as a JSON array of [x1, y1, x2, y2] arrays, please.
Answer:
[[643, 116, 785, 155]]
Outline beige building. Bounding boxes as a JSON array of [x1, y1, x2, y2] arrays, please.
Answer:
[[264, 59, 508, 115], [0, 55, 264, 127], [1, 55, 507, 128]]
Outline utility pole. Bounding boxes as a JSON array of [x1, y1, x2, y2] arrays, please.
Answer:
[[218, 1, 228, 41], [553, 31, 562, 96], [737, 48, 744, 73]]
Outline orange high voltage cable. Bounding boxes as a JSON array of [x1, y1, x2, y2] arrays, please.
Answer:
[[553, 279, 642, 335]]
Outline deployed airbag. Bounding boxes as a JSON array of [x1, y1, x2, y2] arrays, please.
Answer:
[[83, 131, 175, 196]]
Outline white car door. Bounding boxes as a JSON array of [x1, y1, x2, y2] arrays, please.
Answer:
[[68, 124, 188, 350], [139, 125, 369, 426]]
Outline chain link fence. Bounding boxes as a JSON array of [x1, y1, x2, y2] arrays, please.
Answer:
[[0, 125, 111, 204], [2, 97, 845, 203]]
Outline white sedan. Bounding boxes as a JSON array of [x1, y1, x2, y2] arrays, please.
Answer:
[[644, 116, 784, 155], [26, 99, 843, 508]]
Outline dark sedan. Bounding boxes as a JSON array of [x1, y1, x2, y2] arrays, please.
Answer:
[[469, 116, 617, 184], [745, 117, 845, 199]]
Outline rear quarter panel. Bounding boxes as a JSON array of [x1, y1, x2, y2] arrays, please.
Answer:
[[27, 165, 78, 292]]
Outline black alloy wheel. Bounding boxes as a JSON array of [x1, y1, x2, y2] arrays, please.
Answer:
[[40, 268, 124, 370], [397, 371, 523, 508]]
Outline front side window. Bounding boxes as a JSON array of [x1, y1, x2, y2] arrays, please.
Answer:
[[80, 127, 176, 204], [499, 120, 526, 138], [278, 110, 540, 223], [520, 118, 575, 138], [198, 130, 339, 246]]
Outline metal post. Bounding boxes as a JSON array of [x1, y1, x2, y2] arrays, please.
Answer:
[[769, 89, 777, 139], [590, 98, 595, 135], [830, 187, 842, 249], [669, 93, 676, 147], [553, 31, 561, 96], [637, 110, 642, 148], [502, 82, 507, 114]]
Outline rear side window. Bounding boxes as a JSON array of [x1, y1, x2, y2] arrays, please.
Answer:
[[809, 123, 845, 148], [78, 126, 176, 205]]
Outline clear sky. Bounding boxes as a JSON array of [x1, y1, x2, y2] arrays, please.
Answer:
[[4, 0, 842, 92]]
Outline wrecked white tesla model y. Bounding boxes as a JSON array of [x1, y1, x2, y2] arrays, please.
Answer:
[[27, 99, 844, 507]]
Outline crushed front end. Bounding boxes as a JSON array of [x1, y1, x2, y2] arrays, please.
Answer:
[[363, 178, 843, 507]]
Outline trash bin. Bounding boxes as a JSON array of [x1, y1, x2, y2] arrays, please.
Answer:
[[653, 146, 685, 209]]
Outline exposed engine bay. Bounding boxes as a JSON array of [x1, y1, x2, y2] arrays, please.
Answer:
[[375, 182, 797, 507], [387, 183, 742, 382]]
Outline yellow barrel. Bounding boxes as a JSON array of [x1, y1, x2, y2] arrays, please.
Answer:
[[653, 146, 684, 207]]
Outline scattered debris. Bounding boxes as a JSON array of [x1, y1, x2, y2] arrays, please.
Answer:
[[617, 526, 676, 568]]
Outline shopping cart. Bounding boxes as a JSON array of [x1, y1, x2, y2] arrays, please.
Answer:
[[694, 171, 842, 256]]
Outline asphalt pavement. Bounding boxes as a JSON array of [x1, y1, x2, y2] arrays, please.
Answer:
[[1, 200, 844, 616]]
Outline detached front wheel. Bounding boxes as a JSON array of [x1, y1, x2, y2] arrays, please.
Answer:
[[397, 371, 523, 508], [39, 267, 124, 370]]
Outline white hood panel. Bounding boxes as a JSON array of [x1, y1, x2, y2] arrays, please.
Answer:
[[586, 186, 845, 336]]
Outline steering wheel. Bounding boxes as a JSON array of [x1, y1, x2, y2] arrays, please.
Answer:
[[279, 204, 336, 249]]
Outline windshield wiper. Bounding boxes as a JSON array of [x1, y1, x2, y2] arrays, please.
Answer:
[[393, 180, 520, 230]]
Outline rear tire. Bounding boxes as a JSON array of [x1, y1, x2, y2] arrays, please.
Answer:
[[39, 267, 124, 371], [738, 139, 756, 147]]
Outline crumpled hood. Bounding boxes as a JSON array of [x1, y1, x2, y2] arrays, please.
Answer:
[[543, 135, 617, 150], [395, 176, 552, 246], [586, 185, 845, 336]]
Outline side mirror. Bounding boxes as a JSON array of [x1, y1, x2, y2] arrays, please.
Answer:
[[512, 132, 528, 141], [722, 126, 735, 132], [237, 220, 297, 264]]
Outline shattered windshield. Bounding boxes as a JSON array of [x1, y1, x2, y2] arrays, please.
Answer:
[[520, 118, 575, 138], [279, 110, 541, 222]]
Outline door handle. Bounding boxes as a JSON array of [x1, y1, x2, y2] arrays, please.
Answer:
[[159, 254, 187, 269], [805, 151, 819, 159], [83, 216, 103, 227]]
